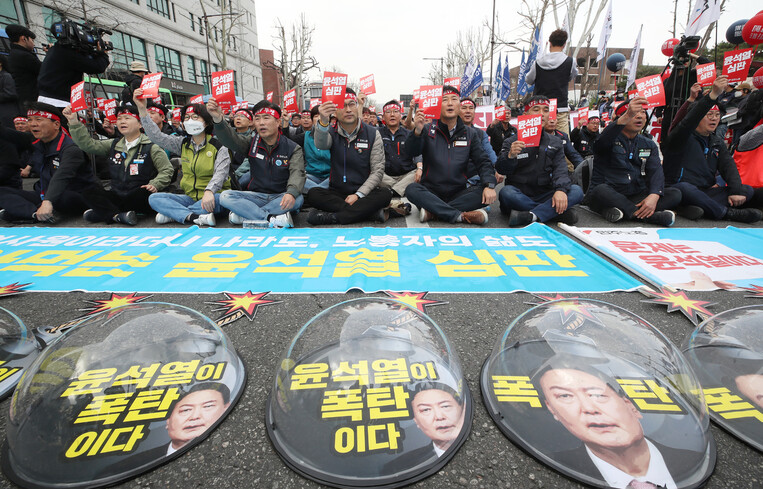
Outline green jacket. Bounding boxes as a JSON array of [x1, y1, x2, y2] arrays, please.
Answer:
[[179, 135, 231, 200]]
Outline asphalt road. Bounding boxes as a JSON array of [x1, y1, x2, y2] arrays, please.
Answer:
[[0, 188, 760, 489]]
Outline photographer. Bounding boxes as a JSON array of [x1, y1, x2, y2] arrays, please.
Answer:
[[37, 22, 110, 107], [5, 24, 42, 106]]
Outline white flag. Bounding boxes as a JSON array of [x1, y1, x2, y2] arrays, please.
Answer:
[[597, 0, 613, 61], [562, 8, 571, 36], [626, 25, 643, 90], [685, 0, 722, 37]]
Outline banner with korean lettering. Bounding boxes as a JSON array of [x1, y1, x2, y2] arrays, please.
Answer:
[[548, 98, 557, 121], [1, 302, 246, 488], [578, 107, 588, 125], [696, 62, 717, 87], [418, 85, 443, 119], [322, 72, 348, 108], [310, 98, 322, 109], [103, 99, 118, 123], [189, 94, 204, 104], [562, 225, 763, 290], [517, 114, 542, 147], [138, 72, 163, 99], [494, 106, 506, 121], [70, 81, 87, 112], [283, 89, 298, 113], [444, 77, 461, 89], [635, 75, 666, 108], [211, 70, 236, 107], [359, 74, 376, 95], [722, 48, 754, 84], [266, 91, 274, 102], [412, 89, 421, 104], [0, 225, 639, 294]]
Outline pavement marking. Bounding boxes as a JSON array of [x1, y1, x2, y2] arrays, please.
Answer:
[[403, 198, 429, 228]]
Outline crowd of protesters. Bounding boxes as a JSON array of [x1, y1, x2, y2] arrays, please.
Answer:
[[0, 24, 761, 228]]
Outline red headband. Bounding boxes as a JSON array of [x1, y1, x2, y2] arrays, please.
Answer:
[[460, 100, 475, 108], [186, 106, 197, 115], [255, 107, 280, 119], [117, 111, 140, 121], [709, 105, 720, 112], [13, 117, 27, 123], [614, 102, 629, 118], [523, 99, 549, 113], [383, 103, 400, 113], [27, 110, 61, 122], [443, 86, 460, 97], [147, 106, 165, 117], [345, 93, 358, 102], [234, 110, 253, 120]]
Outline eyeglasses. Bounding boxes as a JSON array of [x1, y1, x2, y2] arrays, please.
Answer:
[[343, 101, 358, 109]]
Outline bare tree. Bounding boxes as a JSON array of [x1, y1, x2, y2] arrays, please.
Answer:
[[263, 14, 319, 108], [199, 0, 245, 71], [34, 0, 136, 33], [424, 28, 492, 85]]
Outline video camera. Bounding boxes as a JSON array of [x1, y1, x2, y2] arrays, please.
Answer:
[[50, 19, 113, 53], [671, 35, 700, 65]]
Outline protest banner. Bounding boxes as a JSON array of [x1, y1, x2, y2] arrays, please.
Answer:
[[322, 72, 349, 108], [211, 70, 236, 107], [359, 74, 376, 95], [517, 114, 542, 147], [70, 82, 87, 112], [419, 85, 443, 119], [138, 72, 163, 99], [635, 75, 666, 108], [696, 62, 717, 87], [722, 48, 754, 83]]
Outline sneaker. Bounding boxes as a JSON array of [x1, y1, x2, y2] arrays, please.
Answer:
[[602, 207, 624, 223], [83, 209, 99, 223], [643, 210, 676, 227], [556, 208, 578, 225], [724, 207, 763, 223], [419, 207, 434, 223], [193, 213, 217, 227], [155, 213, 173, 224], [228, 212, 245, 225], [508, 210, 533, 227], [269, 212, 294, 228], [677, 205, 704, 220], [0, 209, 5, 221], [307, 209, 338, 226], [462, 208, 488, 225], [113, 211, 137, 226]]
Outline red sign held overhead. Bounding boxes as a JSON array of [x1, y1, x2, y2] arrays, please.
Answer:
[[444, 77, 461, 89], [96, 98, 105, 111], [578, 107, 589, 125], [138, 72, 163, 99], [412, 89, 421, 103], [211, 70, 236, 107], [310, 98, 322, 109], [419, 85, 443, 119], [266, 91, 274, 102], [548, 98, 558, 121], [494, 106, 506, 121], [517, 114, 542, 147], [722, 48, 754, 83], [171, 107, 182, 120], [359, 74, 376, 95], [70, 81, 87, 112], [696, 62, 717, 87], [103, 99, 118, 123], [189, 94, 204, 104], [322, 72, 349, 108], [634, 75, 666, 109], [283, 89, 298, 113]]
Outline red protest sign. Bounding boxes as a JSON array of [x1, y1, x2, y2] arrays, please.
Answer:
[[103, 99, 117, 123], [70, 81, 87, 112], [171, 107, 182, 120], [722, 48, 754, 83], [517, 114, 542, 147], [419, 85, 443, 119], [444, 77, 461, 89], [211, 70, 236, 106], [579, 107, 589, 125], [96, 98, 105, 111], [696, 62, 717, 87], [283, 89, 298, 113], [412, 89, 421, 103], [310, 98, 322, 109], [322, 72, 348, 108], [494, 106, 506, 121], [266, 91, 273, 102], [601, 111, 610, 123], [634, 75, 666, 109], [189, 94, 204, 104], [548, 98, 558, 121], [359, 74, 376, 95], [138, 72, 163, 99]]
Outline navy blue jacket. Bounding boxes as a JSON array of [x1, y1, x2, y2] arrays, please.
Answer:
[[378, 124, 415, 176], [29, 130, 97, 202], [247, 132, 299, 194], [551, 129, 584, 168], [496, 131, 571, 197]]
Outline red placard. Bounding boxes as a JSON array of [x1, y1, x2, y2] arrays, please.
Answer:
[[171, 107, 182, 120], [494, 106, 506, 121], [189, 94, 204, 104], [517, 114, 542, 147], [70, 81, 87, 112], [211, 70, 236, 107], [601, 111, 611, 123], [138, 72, 163, 99], [359, 74, 376, 95], [412, 89, 421, 103], [579, 107, 589, 125], [322, 72, 348, 108], [266, 91, 273, 102], [283, 89, 298, 113], [418, 85, 443, 119], [96, 98, 105, 111], [722, 48, 754, 83], [634, 75, 666, 108], [696, 62, 716, 87], [309, 98, 322, 109], [103, 99, 117, 123], [444, 77, 461, 89], [548, 98, 558, 121]]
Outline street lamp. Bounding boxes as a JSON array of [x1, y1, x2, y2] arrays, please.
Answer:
[[201, 12, 239, 90]]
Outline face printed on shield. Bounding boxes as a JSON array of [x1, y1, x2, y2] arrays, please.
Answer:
[[411, 388, 465, 452], [166, 389, 229, 450]]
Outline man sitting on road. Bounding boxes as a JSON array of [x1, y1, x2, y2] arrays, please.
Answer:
[[378, 100, 419, 198]]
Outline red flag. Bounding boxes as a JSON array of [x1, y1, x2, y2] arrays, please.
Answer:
[[579, 107, 589, 125], [211, 70, 236, 107], [283, 89, 298, 113], [138, 72, 163, 99], [419, 85, 443, 119], [359, 74, 376, 95], [322, 72, 348, 108], [266, 91, 274, 102], [548, 98, 558, 121], [634, 75, 666, 109], [103, 99, 117, 123], [189, 94, 204, 104], [696, 62, 717, 87], [70, 81, 87, 112], [517, 114, 543, 147], [722, 48, 754, 83]]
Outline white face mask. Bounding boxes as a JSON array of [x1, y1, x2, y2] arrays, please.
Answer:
[[184, 119, 205, 135]]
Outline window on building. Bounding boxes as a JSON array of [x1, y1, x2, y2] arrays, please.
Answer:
[[187, 55, 196, 83], [189, 12, 194, 31], [147, 0, 171, 19], [0, 0, 23, 25], [154, 44, 182, 79], [199, 59, 209, 92], [110, 31, 149, 72]]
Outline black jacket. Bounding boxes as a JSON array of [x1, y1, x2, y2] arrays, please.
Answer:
[[570, 126, 599, 157], [8, 43, 41, 105], [496, 130, 571, 197], [29, 130, 98, 203], [663, 94, 744, 195], [378, 124, 415, 176], [120, 73, 144, 103], [406, 118, 496, 198], [551, 129, 584, 168], [0, 71, 20, 127], [0, 124, 30, 188], [486, 122, 517, 156], [37, 44, 110, 101]]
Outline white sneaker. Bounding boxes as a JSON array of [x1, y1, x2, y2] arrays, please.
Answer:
[[194, 213, 216, 226], [155, 213, 173, 224], [269, 212, 294, 228], [229, 212, 244, 225]]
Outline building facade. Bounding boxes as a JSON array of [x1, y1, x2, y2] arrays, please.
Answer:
[[1, 0, 263, 105]]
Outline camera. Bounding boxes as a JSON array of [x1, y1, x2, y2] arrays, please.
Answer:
[[671, 35, 700, 65], [50, 19, 113, 53]]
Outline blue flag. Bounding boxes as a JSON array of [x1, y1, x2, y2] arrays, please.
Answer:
[[501, 53, 511, 101], [493, 56, 502, 102], [524, 27, 541, 94], [517, 49, 528, 96], [461, 49, 477, 94], [463, 62, 483, 97]]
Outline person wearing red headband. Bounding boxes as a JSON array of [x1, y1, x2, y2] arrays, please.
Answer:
[[496, 95, 583, 227], [570, 116, 600, 158], [0, 102, 97, 223], [307, 87, 392, 225], [209, 99, 305, 228], [63, 103, 173, 225], [585, 96, 680, 226], [460, 97, 503, 188], [405, 85, 496, 225], [663, 75, 761, 223], [486, 107, 517, 157], [378, 99, 418, 197], [543, 109, 583, 172]]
